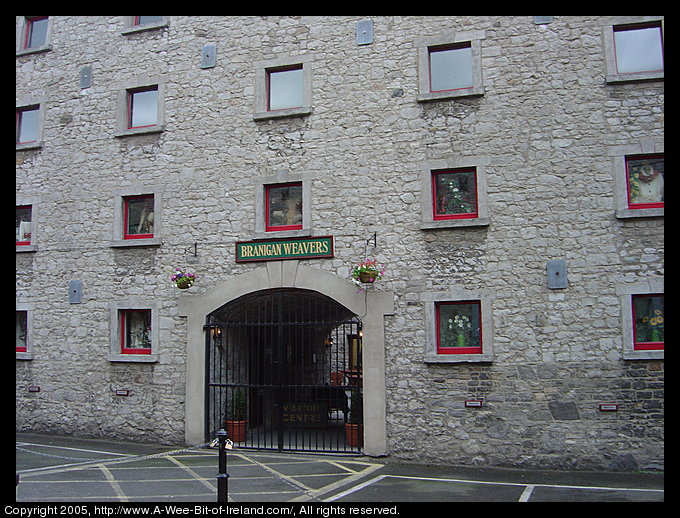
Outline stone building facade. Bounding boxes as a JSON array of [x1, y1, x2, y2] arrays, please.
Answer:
[[16, 16, 663, 472]]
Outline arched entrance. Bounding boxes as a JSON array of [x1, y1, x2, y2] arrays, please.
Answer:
[[178, 261, 393, 457], [206, 288, 363, 452]]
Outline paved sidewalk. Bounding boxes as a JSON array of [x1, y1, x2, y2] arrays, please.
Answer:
[[16, 433, 664, 503]]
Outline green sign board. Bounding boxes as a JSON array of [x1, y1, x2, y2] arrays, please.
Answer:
[[235, 236, 334, 262]]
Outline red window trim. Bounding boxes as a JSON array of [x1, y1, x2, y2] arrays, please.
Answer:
[[266, 64, 304, 112], [428, 42, 473, 93], [16, 105, 40, 145], [23, 16, 48, 49], [625, 154, 664, 210], [613, 21, 664, 75], [120, 309, 152, 355], [16, 310, 28, 353], [432, 168, 479, 220], [16, 205, 32, 245], [123, 195, 154, 240], [632, 294, 664, 351], [127, 86, 158, 129], [265, 182, 303, 232], [435, 300, 483, 355]]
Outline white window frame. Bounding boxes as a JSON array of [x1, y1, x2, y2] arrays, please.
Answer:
[[420, 156, 490, 229], [610, 141, 664, 219], [603, 17, 664, 84], [16, 16, 53, 56], [108, 301, 160, 363], [110, 186, 163, 248], [422, 287, 495, 363], [616, 278, 664, 360], [253, 54, 314, 121], [115, 78, 165, 137], [253, 170, 313, 239], [16, 303, 35, 361], [417, 30, 485, 102]]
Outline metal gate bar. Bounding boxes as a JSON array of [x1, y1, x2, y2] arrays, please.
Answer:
[[205, 289, 363, 453]]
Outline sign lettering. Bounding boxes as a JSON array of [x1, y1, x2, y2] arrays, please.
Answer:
[[236, 236, 334, 262]]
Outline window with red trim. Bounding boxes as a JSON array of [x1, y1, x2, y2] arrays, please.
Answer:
[[16, 311, 28, 353], [16, 205, 32, 245], [267, 64, 304, 111], [429, 42, 473, 92], [626, 154, 664, 209], [23, 17, 48, 49], [16, 105, 40, 144], [613, 22, 664, 75], [123, 195, 154, 239], [632, 294, 664, 350], [266, 183, 303, 231], [436, 301, 482, 354], [127, 86, 158, 129], [120, 309, 152, 354], [432, 168, 478, 220], [133, 16, 163, 26]]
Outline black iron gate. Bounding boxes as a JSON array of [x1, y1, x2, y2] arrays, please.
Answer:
[[205, 289, 363, 453]]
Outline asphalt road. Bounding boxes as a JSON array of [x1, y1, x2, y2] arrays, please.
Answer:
[[15, 433, 663, 504]]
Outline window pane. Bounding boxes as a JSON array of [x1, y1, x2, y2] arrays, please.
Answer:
[[267, 184, 302, 229], [16, 206, 32, 244], [17, 107, 40, 144], [627, 156, 664, 207], [438, 302, 481, 350], [123, 310, 151, 351], [135, 16, 163, 25], [430, 45, 473, 91], [129, 88, 158, 128], [26, 17, 48, 48], [614, 26, 664, 74], [268, 67, 303, 111], [16, 311, 28, 352], [125, 196, 154, 237], [433, 169, 478, 218], [633, 295, 664, 346]]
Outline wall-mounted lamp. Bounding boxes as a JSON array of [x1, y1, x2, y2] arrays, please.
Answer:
[[324, 337, 334, 347]]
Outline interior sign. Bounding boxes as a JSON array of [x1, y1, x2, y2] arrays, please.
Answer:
[[236, 236, 334, 262]]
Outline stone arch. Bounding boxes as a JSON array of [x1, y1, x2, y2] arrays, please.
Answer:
[[178, 261, 393, 456]]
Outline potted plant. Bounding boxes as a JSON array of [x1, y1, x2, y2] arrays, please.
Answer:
[[224, 388, 248, 442], [350, 260, 385, 290], [345, 388, 364, 448], [169, 267, 198, 289]]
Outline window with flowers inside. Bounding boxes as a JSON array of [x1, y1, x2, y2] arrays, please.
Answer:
[[432, 168, 478, 220], [120, 309, 152, 354], [632, 294, 664, 350], [626, 155, 664, 209], [436, 301, 482, 354]]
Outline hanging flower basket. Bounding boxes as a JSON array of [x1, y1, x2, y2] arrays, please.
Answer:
[[351, 260, 385, 290], [170, 267, 198, 289]]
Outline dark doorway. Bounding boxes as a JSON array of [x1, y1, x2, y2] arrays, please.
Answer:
[[205, 289, 363, 452]]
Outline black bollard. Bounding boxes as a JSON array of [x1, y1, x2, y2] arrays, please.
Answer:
[[216, 429, 229, 502]]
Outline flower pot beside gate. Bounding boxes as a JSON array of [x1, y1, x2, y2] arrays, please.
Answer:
[[224, 388, 248, 443]]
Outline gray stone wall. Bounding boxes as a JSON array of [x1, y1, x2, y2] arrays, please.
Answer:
[[17, 16, 663, 471]]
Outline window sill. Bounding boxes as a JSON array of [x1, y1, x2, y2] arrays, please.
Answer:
[[623, 350, 663, 361], [417, 87, 485, 103], [110, 237, 161, 248], [16, 141, 43, 151], [253, 228, 312, 240], [420, 217, 490, 230], [424, 353, 494, 364], [253, 106, 312, 121], [616, 208, 663, 219], [16, 45, 53, 57], [16, 244, 37, 253], [108, 353, 159, 363], [114, 126, 164, 138], [16, 352, 33, 361], [121, 21, 169, 35], [606, 71, 663, 84]]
